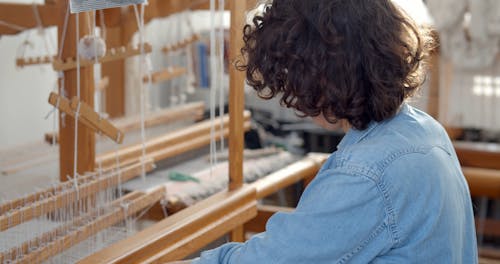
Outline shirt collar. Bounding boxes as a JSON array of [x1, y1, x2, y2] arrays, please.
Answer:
[[337, 103, 409, 150]]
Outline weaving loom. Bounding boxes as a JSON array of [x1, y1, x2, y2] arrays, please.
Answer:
[[0, 1, 329, 263]]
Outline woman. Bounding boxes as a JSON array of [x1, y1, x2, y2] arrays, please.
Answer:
[[178, 0, 478, 263]]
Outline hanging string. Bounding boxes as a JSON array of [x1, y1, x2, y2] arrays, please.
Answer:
[[0, 20, 27, 32], [209, 0, 218, 176], [73, 12, 81, 181], [218, 0, 225, 152], [32, 2, 55, 60], [99, 9, 107, 42], [133, 4, 148, 180]]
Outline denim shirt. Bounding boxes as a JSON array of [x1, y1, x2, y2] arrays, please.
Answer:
[[194, 104, 478, 264]]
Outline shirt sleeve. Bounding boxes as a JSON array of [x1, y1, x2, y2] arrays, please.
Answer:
[[193, 168, 392, 264]]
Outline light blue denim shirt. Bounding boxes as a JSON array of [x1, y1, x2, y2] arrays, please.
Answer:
[[194, 104, 478, 263]]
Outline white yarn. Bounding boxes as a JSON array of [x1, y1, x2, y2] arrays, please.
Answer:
[[78, 35, 107, 60]]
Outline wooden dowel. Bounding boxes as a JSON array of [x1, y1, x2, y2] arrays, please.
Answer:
[[161, 34, 199, 53], [96, 111, 251, 169], [14, 187, 165, 264], [52, 43, 152, 71], [142, 67, 187, 84], [112, 102, 205, 132], [0, 160, 155, 231], [16, 55, 55, 67], [144, 121, 251, 165]]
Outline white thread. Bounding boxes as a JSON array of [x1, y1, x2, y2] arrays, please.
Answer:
[[99, 9, 107, 41], [0, 20, 27, 32], [218, 0, 225, 152], [209, 0, 217, 176], [133, 4, 148, 180], [73, 13, 81, 181]]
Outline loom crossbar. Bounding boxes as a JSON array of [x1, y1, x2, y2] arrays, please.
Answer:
[[96, 111, 251, 168], [0, 160, 155, 231], [142, 67, 187, 84], [14, 187, 165, 264], [0, 191, 142, 263], [52, 44, 153, 71]]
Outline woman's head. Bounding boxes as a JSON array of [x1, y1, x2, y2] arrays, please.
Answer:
[[240, 0, 433, 130]]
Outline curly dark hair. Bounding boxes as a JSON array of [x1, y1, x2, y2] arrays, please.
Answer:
[[239, 0, 433, 130]]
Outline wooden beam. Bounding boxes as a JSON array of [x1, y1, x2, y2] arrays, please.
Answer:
[[0, 3, 61, 35], [250, 153, 329, 199], [52, 43, 152, 71], [143, 67, 187, 84], [0, 160, 155, 231], [244, 205, 294, 233], [463, 167, 500, 198], [228, 0, 248, 191], [161, 35, 199, 54], [16, 55, 55, 68], [79, 186, 257, 264], [455, 142, 500, 170], [96, 112, 251, 169], [58, 8, 95, 181], [112, 101, 205, 132]]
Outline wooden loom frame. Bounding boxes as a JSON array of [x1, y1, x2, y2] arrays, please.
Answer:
[[0, 0, 332, 263]]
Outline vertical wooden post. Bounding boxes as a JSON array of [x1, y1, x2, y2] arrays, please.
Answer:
[[229, 0, 248, 242], [427, 52, 440, 119], [228, 0, 246, 191], [58, 3, 95, 181]]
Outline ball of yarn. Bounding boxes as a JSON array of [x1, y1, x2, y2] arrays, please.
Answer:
[[78, 35, 106, 60]]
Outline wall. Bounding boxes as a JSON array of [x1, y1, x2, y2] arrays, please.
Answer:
[[0, 0, 56, 150]]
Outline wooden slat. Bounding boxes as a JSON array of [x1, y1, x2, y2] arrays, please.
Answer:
[[0, 160, 155, 231], [52, 43, 152, 71], [70, 96, 124, 144], [16, 56, 55, 67], [79, 186, 257, 264], [161, 35, 199, 53], [14, 187, 165, 264], [49, 92, 124, 144]]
